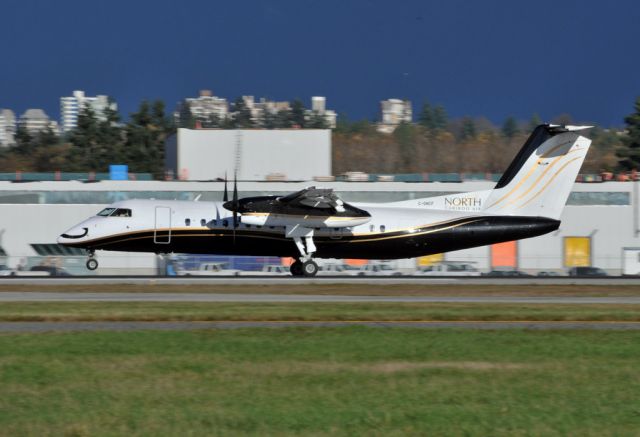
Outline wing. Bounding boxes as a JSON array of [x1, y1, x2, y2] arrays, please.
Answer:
[[278, 186, 346, 212]]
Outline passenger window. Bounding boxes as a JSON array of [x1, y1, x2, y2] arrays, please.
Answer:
[[200, 219, 206, 226], [380, 225, 386, 232], [185, 218, 191, 226], [223, 220, 228, 227], [369, 224, 375, 232]]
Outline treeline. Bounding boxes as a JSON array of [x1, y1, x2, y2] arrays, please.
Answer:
[[1, 96, 639, 177], [333, 101, 630, 175], [0, 100, 173, 177]]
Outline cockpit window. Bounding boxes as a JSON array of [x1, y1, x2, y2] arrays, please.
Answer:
[[97, 208, 116, 217], [112, 208, 132, 217]]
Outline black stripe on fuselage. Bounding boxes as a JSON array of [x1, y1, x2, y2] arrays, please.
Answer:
[[62, 216, 559, 260]]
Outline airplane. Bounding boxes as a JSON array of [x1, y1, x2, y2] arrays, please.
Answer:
[[58, 124, 592, 276]]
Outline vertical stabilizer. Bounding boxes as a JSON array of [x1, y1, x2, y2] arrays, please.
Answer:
[[483, 124, 592, 219]]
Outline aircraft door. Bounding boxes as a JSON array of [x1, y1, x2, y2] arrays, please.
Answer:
[[154, 206, 172, 244]]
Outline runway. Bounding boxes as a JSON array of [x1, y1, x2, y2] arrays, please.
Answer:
[[2, 292, 640, 304], [2, 320, 640, 332], [3, 276, 640, 285]]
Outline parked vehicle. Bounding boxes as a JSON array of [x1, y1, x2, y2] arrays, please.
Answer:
[[356, 264, 403, 276], [316, 264, 357, 276], [29, 265, 72, 276], [0, 265, 16, 276], [177, 262, 241, 276], [567, 266, 608, 277], [536, 271, 561, 277], [414, 262, 481, 276], [238, 265, 290, 276], [483, 269, 532, 277]]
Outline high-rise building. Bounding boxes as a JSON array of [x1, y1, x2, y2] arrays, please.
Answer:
[[175, 91, 336, 128], [18, 109, 58, 136], [60, 90, 117, 133], [175, 90, 229, 126], [307, 96, 337, 128], [0, 109, 16, 147], [378, 99, 412, 133]]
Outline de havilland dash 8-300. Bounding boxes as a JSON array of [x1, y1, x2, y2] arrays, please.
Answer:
[[58, 124, 592, 276]]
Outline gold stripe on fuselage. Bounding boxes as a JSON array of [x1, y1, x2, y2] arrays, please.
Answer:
[[72, 217, 484, 248]]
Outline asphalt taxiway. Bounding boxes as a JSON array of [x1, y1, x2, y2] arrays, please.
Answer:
[[1, 292, 640, 304]]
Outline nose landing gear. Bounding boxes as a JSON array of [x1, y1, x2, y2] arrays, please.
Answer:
[[86, 251, 98, 271]]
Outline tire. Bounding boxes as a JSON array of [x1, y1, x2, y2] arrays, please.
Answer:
[[290, 261, 303, 276], [86, 258, 98, 271], [302, 260, 319, 277]]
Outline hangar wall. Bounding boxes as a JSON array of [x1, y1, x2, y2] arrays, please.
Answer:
[[165, 129, 332, 181], [0, 180, 635, 274]]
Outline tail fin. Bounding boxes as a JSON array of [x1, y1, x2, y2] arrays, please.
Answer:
[[483, 124, 592, 219]]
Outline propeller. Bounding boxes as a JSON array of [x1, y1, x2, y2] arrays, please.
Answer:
[[223, 172, 228, 202], [232, 172, 238, 243]]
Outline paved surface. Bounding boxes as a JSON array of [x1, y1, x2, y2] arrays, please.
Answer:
[[2, 292, 640, 304], [2, 321, 640, 333], [3, 276, 640, 286]]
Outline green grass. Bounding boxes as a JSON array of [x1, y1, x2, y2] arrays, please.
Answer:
[[1, 328, 640, 436], [0, 301, 640, 322]]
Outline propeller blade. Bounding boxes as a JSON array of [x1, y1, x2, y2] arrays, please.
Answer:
[[232, 172, 238, 243], [223, 172, 228, 202]]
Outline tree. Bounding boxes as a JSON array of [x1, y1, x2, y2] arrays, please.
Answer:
[[290, 99, 306, 128], [418, 101, 433, 129], [67, 106, 101, 170], [502, 116, 519, 139], [394, 122, 417, 172], [617, 97, 640, 170], [274, 108, 293, 128], [459, 117, 477, 141], [230, 97, 254, 128], [432, 105, 448, 131], [261, 108, 277, 129], [177, 100, 195, 128], [529, 113, 542, 131], [307, 112, 329, 129], [123, 100, 173, 176], [14, 125, 34, 156]]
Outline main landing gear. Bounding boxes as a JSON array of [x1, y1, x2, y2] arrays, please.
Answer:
[[289, 259, 319, 277], [286, 226, 319, 277], [86, 250, 98, 271]]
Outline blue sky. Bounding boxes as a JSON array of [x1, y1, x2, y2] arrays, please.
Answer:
[[1, 0, 639, 126]]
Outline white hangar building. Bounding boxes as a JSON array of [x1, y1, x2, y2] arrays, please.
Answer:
[[0, 179, 638, 275], [165, 128, 332, 181]]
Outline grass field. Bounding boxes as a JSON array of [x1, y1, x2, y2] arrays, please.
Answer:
[[1, 301, 640, 322], [1, 327, 640, 436]]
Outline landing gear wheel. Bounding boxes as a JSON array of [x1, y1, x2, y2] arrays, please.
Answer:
[[302, 260, 319, 277], [290, 260, 303, 276], [86, 258, 98, 271]]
